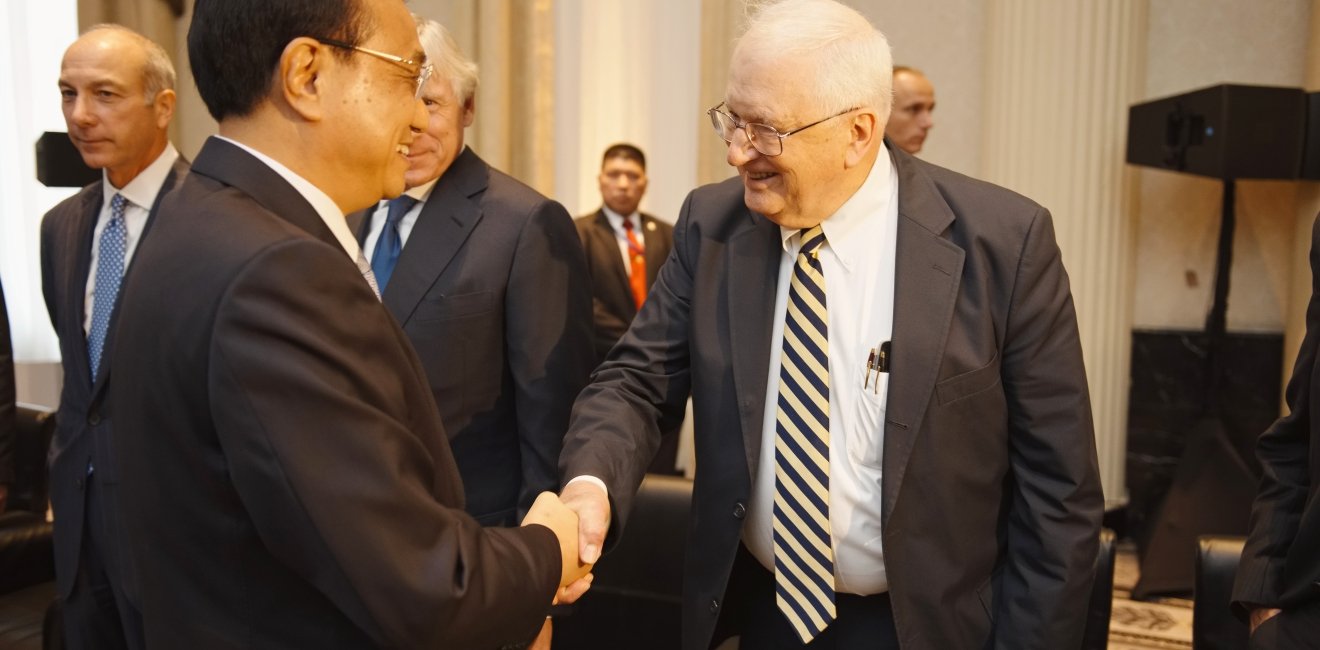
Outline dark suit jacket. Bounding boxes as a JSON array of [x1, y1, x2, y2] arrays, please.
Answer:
[[1233, 213, 1320, 615], [0, 278, 13, 490], [561, 145, 1103, 650], [109, 137, 560, 649], [349, 147, 594, 527], [574, 209, 674, 363], [39, 156, 189, 602]]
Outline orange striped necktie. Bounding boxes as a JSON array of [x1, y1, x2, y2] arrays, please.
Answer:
[[623, 217, 647, 310]]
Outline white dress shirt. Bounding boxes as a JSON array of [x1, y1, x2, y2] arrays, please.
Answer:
[[82, 143, 179, 334], [601, 205, 645, 276], [742, 147, 900, 595], [362, 177, 438, 258]]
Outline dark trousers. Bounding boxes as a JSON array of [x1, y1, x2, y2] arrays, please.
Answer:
[[62, 477, 144, 650], [715, 545, 899, 650], [1249, 600, 1320, 650]]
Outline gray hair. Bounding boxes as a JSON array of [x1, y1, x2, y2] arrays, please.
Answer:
[[414, 16, 479, 104], [735, 0, 892, 120], [84, 24, 176, 103]]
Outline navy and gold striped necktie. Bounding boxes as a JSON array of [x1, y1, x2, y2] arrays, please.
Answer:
[[773, 225, 836, 642]]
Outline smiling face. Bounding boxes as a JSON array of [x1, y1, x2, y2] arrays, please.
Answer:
[[318, 0, 430, 206], [404, 70, 474, 189], [723, 51, 869, 230], [59, 29, 173, 188]]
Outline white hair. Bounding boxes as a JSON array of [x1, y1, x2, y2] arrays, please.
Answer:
[[735, 0, 892, 119], [83, 23, 177, 103], [414, 16, 479, 104]]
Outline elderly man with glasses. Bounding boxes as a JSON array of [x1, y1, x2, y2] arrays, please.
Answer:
[[556, 1, 1102, 649], [104, 0, 590, 647]]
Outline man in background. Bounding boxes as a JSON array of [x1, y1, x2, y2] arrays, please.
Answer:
[[351, 19, 594, 646], [884, 65, 936, 154], [1233, 213, 1320, 648], [0, 278, 13, 516], [557, 1, 1101, 648], [108, 0, 587, 646], [574, 143, 680, 473], [354, 14, 593, 531], [41, 25, 187, 649]]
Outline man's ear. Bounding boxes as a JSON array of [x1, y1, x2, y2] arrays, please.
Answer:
[[278, 37, 329, 122], [152, 88, 176, 129], [461, 95, 476, 128], [845, 109, 879, 168]]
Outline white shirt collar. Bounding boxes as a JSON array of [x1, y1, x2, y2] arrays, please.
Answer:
[[102, 143, 179, 211], [778, 146, 895, 273], [213, 135, 362, 261], [602, 205, 641, 232]]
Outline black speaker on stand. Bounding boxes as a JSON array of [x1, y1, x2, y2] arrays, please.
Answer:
[[1125, 84, 1311, 598]]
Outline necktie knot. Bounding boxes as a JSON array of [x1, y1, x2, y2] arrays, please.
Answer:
[[623, 217, 635, 231], [110, 193, 127, 216], [799, 225, 826, 257], [385, 195, 418, 225]]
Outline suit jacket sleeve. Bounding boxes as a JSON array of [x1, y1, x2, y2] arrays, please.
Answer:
[[1232, 214, 1320, 610], [996, 207, 1104, 649], [561, 198, 697, 539], [0, 278, 14, 486], [506, 199, 595, 520], [209, 239, 560, 648]]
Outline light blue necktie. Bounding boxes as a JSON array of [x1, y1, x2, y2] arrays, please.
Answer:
[[87, 193, 127, 380], [773, 225, 836, 643], [370, 195, 418, 291]]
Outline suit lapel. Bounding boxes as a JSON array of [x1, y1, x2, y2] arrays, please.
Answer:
[[382, 147, 486, 323], [191, 138, 339, 249], [592, 210, 634, 315], [68, 184, 103, 388], [881, 146, 964, 523], [91, 157, 191, 397], [641, 213, 668, 286], [727, 209, 782, 476]]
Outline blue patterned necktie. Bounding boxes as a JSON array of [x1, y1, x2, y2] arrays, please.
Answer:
[[370, 195, 418, 291], [773, 225, 836, 643], [87, 193, 128, 380]]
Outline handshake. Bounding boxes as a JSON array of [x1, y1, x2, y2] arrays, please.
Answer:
[[520, 481, 611, 605]]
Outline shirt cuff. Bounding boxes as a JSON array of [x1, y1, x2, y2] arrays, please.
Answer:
[[565, 475, 609, 500]]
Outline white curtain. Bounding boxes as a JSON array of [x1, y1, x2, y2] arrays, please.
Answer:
[[0, 0, 79, 363]]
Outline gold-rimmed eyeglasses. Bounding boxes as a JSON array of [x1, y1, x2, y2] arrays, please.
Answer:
[[315, 37, 433, 98], [707, 102, 857, 157]]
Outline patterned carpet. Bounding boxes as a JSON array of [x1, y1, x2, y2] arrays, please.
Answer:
[[1109, 542, 1193, 649]]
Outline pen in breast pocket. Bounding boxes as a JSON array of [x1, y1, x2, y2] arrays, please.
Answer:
[[864, 348, 876, 390]]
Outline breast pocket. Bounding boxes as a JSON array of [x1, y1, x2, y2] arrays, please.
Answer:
[[935, 352, 1001, 406], [411, 290, 495, 323], [848, 372, 888, 469]]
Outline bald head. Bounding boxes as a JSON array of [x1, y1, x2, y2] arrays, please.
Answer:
[[59, 25, 176, 188], [885, 66, 935, 154]]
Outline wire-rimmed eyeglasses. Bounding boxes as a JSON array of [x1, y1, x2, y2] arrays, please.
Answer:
[[315, 37, 433, 98], [707, 102, 857, 157]]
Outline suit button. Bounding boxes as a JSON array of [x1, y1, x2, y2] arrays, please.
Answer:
[[87, 412, 101, 426], [710, 599, 720, 615], [75, 478, 85, 491], [732, 502, 746, 519]]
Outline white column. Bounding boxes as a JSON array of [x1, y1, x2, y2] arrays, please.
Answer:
[[981, 0, 1148, 506]]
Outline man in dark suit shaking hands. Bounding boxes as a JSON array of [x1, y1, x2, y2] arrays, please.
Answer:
[[557, 1, 1103, 648], [108, 1, 589, 647], [40, 25, 187, 649], [1233, 213, 1320, 648]]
